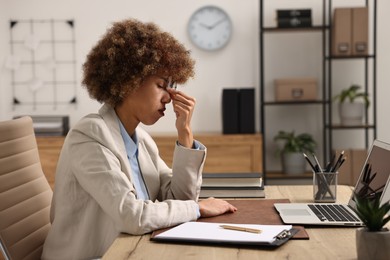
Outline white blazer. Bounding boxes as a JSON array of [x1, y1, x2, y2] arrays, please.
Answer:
[[42, 104, 207, 260]]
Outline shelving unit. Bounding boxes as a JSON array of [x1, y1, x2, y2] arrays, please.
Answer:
[[325, 0, 377, 154], [259, 0, 377, 184]]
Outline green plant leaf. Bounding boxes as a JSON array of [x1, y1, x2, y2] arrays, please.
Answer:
[[273, 130, 316, 156], [354, 193, 390, 231], [333, 84, 370, 108]]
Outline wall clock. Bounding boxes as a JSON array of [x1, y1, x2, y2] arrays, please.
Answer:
[[187, 5, 233, 51]]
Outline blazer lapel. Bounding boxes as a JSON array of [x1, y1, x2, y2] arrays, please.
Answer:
[[98, 105, 133, 183], [138, 141, 159, 200]]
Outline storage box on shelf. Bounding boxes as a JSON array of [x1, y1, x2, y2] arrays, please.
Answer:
[[274, 78, 318, 102]]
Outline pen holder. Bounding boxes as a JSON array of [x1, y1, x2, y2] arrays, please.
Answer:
[[313, 171, 337, 203]]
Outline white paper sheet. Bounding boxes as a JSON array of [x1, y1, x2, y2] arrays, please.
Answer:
[[155, 222, 292, 244]]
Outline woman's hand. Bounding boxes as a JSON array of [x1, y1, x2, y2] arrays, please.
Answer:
[[198, 197, 237, 218], [167, 88, 195, 148]]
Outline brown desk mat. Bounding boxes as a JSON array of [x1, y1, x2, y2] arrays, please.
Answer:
[[152, 199, 309, 240], [197, 199, 308, 239]]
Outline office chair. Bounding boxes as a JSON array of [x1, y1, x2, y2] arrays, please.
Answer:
[[0, 116, 53, 260]]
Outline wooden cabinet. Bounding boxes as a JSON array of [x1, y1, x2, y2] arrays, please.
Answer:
[[152, 133, 262, 173], [36, 137, 64, 189], [36, 133, 263, 189]]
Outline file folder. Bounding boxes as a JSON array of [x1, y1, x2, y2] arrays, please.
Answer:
[[332, 8, 352, 56], [238, 88, 255, 133], [352, 7, 369, 55], [222, 89, 239, 134], [222, 88, 255, 134]]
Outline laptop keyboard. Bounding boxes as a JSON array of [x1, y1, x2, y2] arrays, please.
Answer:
[[308, 204, 361, 222]]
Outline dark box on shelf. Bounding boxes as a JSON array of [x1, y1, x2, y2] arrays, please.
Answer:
[[277, 17, 312, 28], [276, 9, 312, 19], [276, 9, 312, 28], [274, 78, 317, 102]]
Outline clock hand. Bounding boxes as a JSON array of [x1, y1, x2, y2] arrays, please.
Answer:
[[209, 18, 227, 29], [199, 23, 212, 30]]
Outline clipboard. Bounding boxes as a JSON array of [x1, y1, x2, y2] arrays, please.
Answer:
[[198, 199, 309, 239], [151, 222, 298, 247]]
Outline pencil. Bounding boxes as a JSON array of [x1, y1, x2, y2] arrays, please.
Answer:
[[331, 150, 345, 172], [220, 225, 262, 234], [303, 153, 317, 172], [312, 153, 323, 173], [325, 153, 336, 172]]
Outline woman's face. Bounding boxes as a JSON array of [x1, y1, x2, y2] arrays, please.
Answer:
[[116, 75, 172, 128]]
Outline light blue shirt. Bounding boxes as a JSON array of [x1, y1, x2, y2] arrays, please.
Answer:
[[119, 122, 149, 200], [118, 120, 201, 217]]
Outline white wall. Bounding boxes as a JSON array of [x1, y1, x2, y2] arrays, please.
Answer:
[[1, 0, 390, 168], [0, 0, 259, 134]]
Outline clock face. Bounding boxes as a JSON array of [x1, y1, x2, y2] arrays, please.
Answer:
[[187, 6, 233, 51]]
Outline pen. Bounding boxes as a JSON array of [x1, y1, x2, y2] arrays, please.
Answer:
[[303, 153, 316, 172], [334, 157, 346, 172], [331, 150, 345, 172], [312, 153, 323, 173], [220, 225, 262, 234], [325, 153, 336, 172]]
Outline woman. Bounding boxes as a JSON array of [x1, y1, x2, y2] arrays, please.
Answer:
[[42, 19, 237, 260]]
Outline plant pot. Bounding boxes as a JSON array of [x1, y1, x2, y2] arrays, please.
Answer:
[[356, 227, 390, 260], [281, 152, 306, 175], [339, 102, 365, 126]]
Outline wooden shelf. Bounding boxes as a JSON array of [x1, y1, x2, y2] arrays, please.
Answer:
[[267, 171, 312, 179], [326, 124, 375, 129], [262, 25, 327, 32], [264, 100, 324, 105]]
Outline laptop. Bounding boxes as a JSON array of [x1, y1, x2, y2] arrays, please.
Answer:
[[274, 139, 390, 226]]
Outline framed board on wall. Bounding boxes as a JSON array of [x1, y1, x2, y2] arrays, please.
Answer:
[[6, 19, 77, 110]]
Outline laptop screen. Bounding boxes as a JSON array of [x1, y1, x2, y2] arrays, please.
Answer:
[[349, 140, 390, 207]]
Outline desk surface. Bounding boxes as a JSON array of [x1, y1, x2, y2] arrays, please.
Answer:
[[102, 185, 387, 259]]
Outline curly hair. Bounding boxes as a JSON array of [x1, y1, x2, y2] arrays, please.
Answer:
[[82, 18, 195, 107]]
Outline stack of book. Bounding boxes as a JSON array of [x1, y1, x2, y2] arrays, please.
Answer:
[[276, 9, 312, 28], [200, 172, 264, 198]]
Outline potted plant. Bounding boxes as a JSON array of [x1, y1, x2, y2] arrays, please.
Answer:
[[333, 84, 370, 126], [354, 193, 390, 260], [273, 130, 316, 175]]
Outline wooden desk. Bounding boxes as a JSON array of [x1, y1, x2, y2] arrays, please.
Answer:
[[103, 185, 387, 259]]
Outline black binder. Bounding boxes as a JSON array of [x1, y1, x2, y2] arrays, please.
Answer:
[[222, 89, 239, 134], [239, 88, 255, 134], [222, 88, 255, 134]]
